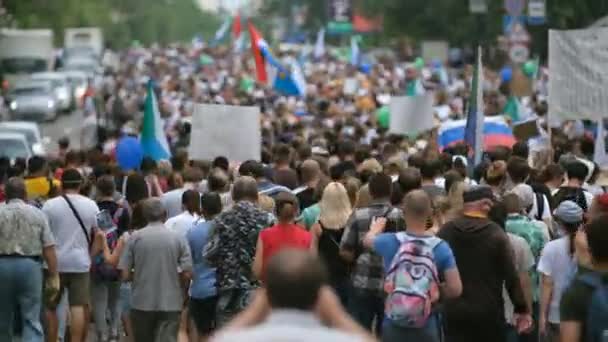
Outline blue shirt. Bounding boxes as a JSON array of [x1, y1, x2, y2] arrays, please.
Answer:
[[373, 232, 457, 278], [187, 219, 217, 299]]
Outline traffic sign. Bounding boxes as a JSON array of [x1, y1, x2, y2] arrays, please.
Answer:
[[509, 44, 529, 63], [528, 0, 546, 25], [505, 0, 525, 16]]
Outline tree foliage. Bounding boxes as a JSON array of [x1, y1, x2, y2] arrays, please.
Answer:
[[3, 0, 222, 48]]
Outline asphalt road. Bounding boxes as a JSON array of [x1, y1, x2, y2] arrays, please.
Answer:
[[39, 109, 84, 154]]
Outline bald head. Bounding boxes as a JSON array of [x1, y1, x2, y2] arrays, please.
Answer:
[[5, 177, 26, 201], [300, 159, 320, 184], [403, 189, 432, 218], [265, 249, 328, 311]]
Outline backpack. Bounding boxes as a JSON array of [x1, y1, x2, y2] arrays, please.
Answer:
[[91, 207, 124, 281], [554, 187, 588, 212], [577, 273, 608, 342], [384, 233, 442, 328], [534, 191, 544, 222]]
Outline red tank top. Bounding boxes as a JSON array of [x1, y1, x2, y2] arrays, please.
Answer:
[[260, 223, 312, 271]]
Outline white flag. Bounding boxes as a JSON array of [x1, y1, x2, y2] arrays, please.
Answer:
[[314, 29, 325, 59]]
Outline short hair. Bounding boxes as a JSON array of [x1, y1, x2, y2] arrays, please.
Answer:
[[238, 160, 258, 177], [201, 192, 222, 217], [250, 162, 266, 179], [274, 143, 292, 163], [368, 173, 393, 199], [502, 193, 521, 214], [265, 249, 328, 310], [65, 150, 82, 165], [27, 156, 47, 175], [586, 214, 608, 263], [507, 156, 530, 183], [403, 190, 432, 218], [183, 167, 204, 183], [212, 156, 230, 172], [5, 177, 26, 200], [182, 189, 201, 208], [398, 168, 422, 195], [125, 173, 149, 204], [512, 141, 530, 159], [338, 139, 356, 158], [61, 168, 83, 190], [207, 169, 229, 192], [96, 175, 116, 197], [232, 176, 259, 202], [300, 159, 320, 183], [420, 159, 441, 180], [140, 157, 157, 174], [565, 161, 589, 182], [141, 198, 166, 223]]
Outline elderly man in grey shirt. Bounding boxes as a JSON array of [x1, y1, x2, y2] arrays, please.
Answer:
[[119, 198, 193, 342]]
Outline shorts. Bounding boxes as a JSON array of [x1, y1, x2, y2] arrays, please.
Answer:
[[189, 296, 218, 335], [47, 272, 90, 308]]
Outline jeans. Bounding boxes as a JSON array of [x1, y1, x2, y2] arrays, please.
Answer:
[[91, 281, 121, 341], [347, 289, 384, 335], [382, 314, 442, 342], [130, 309, 180, 342], [0, 257, 44, 342]]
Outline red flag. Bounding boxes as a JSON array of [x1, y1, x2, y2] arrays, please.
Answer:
[[232, 13, 241, 39], [248, 22, 267, 83]]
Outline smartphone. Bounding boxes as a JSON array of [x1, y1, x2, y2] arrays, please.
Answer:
[[96, 210, 115, 232]]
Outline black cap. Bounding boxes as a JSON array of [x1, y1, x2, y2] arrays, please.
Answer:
[[61, 168, 83, 186], [463, 185, 495, 203]]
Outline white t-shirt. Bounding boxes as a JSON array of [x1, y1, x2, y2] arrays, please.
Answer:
[[42, 194, 99, 273], [165, 211, 199, 238], [161, 184, 198, 219], [537, 237, 578, 324], [528, 193, 551, 222]]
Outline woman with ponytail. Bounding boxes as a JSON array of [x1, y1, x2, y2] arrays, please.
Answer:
[[252, 192, 313, 280], [537, 201, 584, 341]]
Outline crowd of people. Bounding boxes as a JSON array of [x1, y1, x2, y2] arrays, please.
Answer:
[[1, 41, 608, 342]]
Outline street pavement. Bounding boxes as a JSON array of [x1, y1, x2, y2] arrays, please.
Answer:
[[39, 109, 84, 155]]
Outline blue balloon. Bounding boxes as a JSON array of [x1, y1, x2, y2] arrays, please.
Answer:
[[359, 63, 372, 74], [500, 66, 513, 83], [431, 59, 442, 69], [116, 136, 143, 171]]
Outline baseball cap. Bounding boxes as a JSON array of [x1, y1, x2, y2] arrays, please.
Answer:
[[463, 186, 495, 203], [553, 200, 584, 224]]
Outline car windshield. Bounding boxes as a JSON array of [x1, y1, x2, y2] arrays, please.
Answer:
[[0, 58, 48, 74], [0, 139, 29, 159], [10, 87, 48, 96], [0, 128, 36, 146]]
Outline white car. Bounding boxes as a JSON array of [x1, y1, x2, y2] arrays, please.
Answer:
[[0, 121, 49, 156], [0, 132, 33, 161], [58, 69, 88, 108], [30, 72, 72, 112]]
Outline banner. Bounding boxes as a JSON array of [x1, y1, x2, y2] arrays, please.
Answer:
[[188, 104, 261, 162], [421, 41, 449, 63], [548, 28, 608, 121], [388, 95, 435, 136], [327, 0, 353, 34]]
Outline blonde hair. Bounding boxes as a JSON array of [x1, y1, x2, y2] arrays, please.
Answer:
[[318, 182, 352, 230]]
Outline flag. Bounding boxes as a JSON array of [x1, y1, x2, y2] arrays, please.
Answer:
[[350, 35, 360, 66], [140, 81, 171, 161], [249, 22, 269, 84], [464, 46, 484, 165], [273, 59, 307, 97], [439, 115, 516, 151], [212, 17, 232, 45], [503, 96, 524, 122], [314, 28, 325, 59], [232, 13, 245, 53], [595, 119, 608, 167]]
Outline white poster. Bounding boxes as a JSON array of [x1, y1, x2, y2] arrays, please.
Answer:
[[549, 28, 608, 121], [421, 41, 449, 62], [343, 77, 358, 95], [188, 104, 261, 162], [389, 95, 435, 136]]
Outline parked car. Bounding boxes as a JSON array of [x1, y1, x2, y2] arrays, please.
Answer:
[[30, 72, 72, 112], [0, 132, 33, 161], [57, 69, 88, 108], [63, 56, 100, 76], [7, 80, 59, 122], [0, 121, 48, 156]]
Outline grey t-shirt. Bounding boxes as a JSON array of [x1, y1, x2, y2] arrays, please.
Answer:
[[119, 222, 193, 311], [503, 233, 534, 324]]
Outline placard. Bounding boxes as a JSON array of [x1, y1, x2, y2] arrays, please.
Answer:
[[389, 95, 435, 136]]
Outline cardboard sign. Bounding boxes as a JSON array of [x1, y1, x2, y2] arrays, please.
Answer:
[[513, 118, 540, 141], [389, 95, 435, 136]]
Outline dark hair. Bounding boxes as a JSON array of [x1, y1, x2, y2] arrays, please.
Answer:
[[398, 168, 422, 195], [265, 250, 328, 310], [212, 156, 230, 172], [208, 169, 228, 192], [238, 160, 258, 177], [338, 139, 356, 158], [507, 156, 530, 183], [125, 173, 149, 204], [140, 157, 157, 175], [232, 176, 259, 202], [27, 156, 47, 175], [182, 189, 201, 214], [488, 200, 507, 229], [5, 177, 26, 201], [65, 150, 82, 165], [502, 193, 521, 214], [274, 143, 292, 164], [407, 153, 425, 169], [250, 162, 266, 179], [512, 141, 530, 159], [274, 191, 299, 222], [369, 173, 393, 200], [420, 159, 441, 180], [565, 161, 589, 182], [129, 201, 148, 230], [354, 145, 371, 165], [586, 214, 608, 263], [61, 168, 83, 190], [201, 192, 222, 218], [96, 175, 116, 197]]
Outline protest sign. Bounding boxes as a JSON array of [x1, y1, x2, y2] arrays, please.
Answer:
[[188, 104, 261, 162], [512, 118, 540, 141], [421, 41, 449, 63], [343, 77, 358, 95], [549, 27, 608, 121], [389, 95, 435, 136]]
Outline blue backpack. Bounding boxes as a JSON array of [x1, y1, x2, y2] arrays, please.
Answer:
[[578, 273, 608, 342]]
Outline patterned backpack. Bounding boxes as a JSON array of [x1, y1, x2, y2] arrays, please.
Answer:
[[384, 233, 441, 328]]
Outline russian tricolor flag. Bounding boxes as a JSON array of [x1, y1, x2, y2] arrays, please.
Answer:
[[438, 115, 516, 152]]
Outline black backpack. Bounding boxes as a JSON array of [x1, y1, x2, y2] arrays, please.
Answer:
[[554, 187, 588, 212]]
